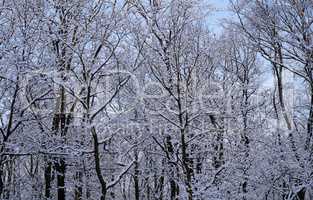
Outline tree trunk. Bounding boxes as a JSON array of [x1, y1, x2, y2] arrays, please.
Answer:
[[134, 148, 140, 200], [92, 127, 107, 200], [56, 158, 66, 200], [305, 86, 313, 151], [44, 161, 52, 199], [181, 131, 193, 200], [170, 179, 179, 200]]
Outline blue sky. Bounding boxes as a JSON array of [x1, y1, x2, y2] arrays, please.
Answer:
[[211, 0, 229, 8], [208, 0, 232, 32]]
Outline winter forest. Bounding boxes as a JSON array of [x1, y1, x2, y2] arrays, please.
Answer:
[[0, 0, 313, 199]]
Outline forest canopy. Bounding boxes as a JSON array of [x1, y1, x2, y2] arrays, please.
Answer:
[[0, 0, 312, 200]]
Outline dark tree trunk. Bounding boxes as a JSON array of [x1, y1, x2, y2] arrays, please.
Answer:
[[170, 179, 179, 200], [134, 149, 140, 200], [44, 161, 52, 199], [92, 127, 107, 200], [56, 158, 66, 200], [306, 87, 313, 151]]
